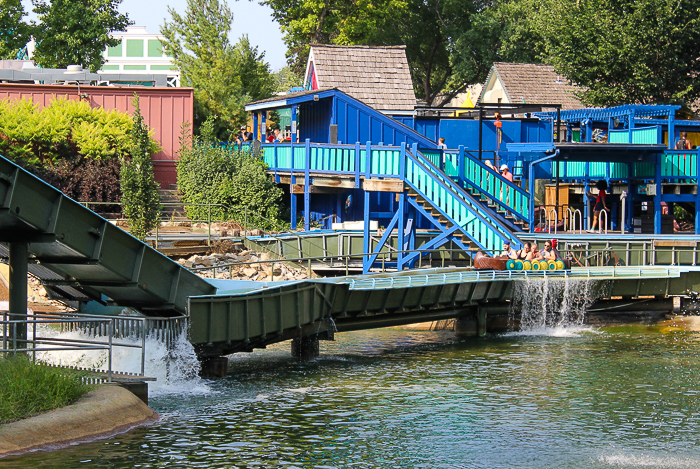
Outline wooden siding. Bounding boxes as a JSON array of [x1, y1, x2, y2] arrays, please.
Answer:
[[0, 83, 193, 187]]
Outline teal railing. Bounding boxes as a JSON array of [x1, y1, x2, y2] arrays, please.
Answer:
[[405, 148, 520, 254], [262, 142, 402, 176], [556, 151, 698, 182], [424, 149, 530, 225]]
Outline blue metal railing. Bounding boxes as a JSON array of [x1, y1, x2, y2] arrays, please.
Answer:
[[404, 147, 521, 254]]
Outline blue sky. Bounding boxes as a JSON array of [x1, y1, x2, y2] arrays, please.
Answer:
[[21, 0, 288, 71]]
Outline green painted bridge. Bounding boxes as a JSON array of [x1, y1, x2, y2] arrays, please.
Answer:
[[2, 154, 700, 362], [190, 265, 700, 358]]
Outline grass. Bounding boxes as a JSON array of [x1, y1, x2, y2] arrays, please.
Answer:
[[0, 356, 94, 424]]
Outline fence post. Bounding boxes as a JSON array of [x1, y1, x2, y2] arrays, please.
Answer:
[[207, 205, 212, 246]]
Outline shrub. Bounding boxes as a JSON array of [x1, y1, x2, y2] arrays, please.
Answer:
[[177, 127, 285, 230], [36, 157, 122, 215], [0, 96, 161, 211], [0, 356, 93, 424]]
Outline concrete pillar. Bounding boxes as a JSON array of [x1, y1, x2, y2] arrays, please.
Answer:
[[477, 307, 487, 337], [9, 242, 28, 351], [119, 381, 149, 405], [454, 317, 478, 337], [200, 356, 229, 378], [291, 335, 319, 359]]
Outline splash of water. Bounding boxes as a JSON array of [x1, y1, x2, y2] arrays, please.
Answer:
[[34, 324, 211, 396], [510, 278, 604, 332]]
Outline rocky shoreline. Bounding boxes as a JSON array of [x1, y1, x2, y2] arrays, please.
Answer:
[[176, 250, 310, 282]]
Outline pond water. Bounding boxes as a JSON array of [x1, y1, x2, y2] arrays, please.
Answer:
[[3, 319, 700, 469]]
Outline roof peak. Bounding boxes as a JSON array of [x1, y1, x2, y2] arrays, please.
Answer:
[[310, 44, 406, 50]]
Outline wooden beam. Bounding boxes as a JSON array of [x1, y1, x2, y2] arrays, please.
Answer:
[[653, 240, 697, 247], [363, 178, 404, 193], [291, 184, 345, 194]]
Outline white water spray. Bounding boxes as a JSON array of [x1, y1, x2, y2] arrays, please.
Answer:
[[510, 278, 605, 332], [34, 323, 211, 396]]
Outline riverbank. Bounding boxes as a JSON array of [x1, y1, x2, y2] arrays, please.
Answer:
[[0, 385, 157, 458]]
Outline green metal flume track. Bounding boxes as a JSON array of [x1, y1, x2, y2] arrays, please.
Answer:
[[188, 265, 700, 358], [0, 155, 216, 316]]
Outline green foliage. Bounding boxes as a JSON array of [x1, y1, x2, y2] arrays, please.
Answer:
[[0, 356, 93, 424], [515, 0, 700, 106], [31, 0, 132, 72], [273, 66, 303, 93], [0, 97, 160, 165], [0, 0, 32, 60], [451, 0, 544, 86], [161, 0, 275, 139], [120, 94, 161, 241], [265, 0, 485, 106], [263, 0, 407, 77], [177, 125, 284, 230]]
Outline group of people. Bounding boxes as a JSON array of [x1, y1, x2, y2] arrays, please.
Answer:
[[499, 239, 562, 262], [484, 160, 513, 182], [235, 126, 287, 145]]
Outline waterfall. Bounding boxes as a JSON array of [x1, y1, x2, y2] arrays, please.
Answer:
[[510, 278, 607, 331], [34, 321, 211, 396]]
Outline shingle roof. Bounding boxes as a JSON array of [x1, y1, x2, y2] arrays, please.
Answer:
[[309, 45, 416, 111], [480, 63, 584, 110]]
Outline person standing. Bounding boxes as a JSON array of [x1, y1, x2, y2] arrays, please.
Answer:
[[587, 180, 608, 232], [676, 132, 691, 150], [437, 137, 447, 149], [500, 164, 513, 182]]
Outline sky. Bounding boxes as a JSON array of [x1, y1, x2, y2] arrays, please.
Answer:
[[21, 0, 289, 71]]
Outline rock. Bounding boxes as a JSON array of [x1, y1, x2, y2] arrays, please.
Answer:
[[242, 267, 258, 278], [183, 260, 195, 268], [260, 253, 271, 262]]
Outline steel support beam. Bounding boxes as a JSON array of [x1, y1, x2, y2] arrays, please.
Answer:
[[9, 241, 28, 351]]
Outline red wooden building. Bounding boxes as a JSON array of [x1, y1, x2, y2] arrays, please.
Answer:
[[0, 83, 193, 187]]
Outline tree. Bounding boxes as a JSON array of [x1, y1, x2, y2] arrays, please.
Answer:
[[161, 0, 275, 139], [32, 0, 132, 72], [262, 0, 407, 76], [232, 35, 276, 102], [0, 0, 32, 60], [524, 0, 700, 106], [451, 0, 544, 87], [264, 0, 483, 106], [120, 94, 161, 241]]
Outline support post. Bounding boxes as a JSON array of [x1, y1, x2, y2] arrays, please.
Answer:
[[253, 113, 258, 141], [9, 242, 28, 351], [397, 142, 407, 270], [457, 145, 466, 189], [363, 141, 372, 273], [261, 112, 267, 141], [304, 138, 311, 231], [654, 153, 662, 234], [291, 104, 297, 143], [477, 306, 487, 337], [478, 106, 483, 161], [528, 159, 535, 233], [291, 335, 320, 359]]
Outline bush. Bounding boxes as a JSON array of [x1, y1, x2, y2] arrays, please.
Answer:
[[0, 96, 161, 210], [36, 157, 122, 215], [177, 133, 285, 230], [0, 356, 93, 424]]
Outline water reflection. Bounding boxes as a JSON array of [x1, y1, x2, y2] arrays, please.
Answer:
[[3, 326, 700, 468]]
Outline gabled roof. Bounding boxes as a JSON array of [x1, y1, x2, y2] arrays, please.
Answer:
[[479, 62, 584, 110], [306, 44, 416, 111]]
